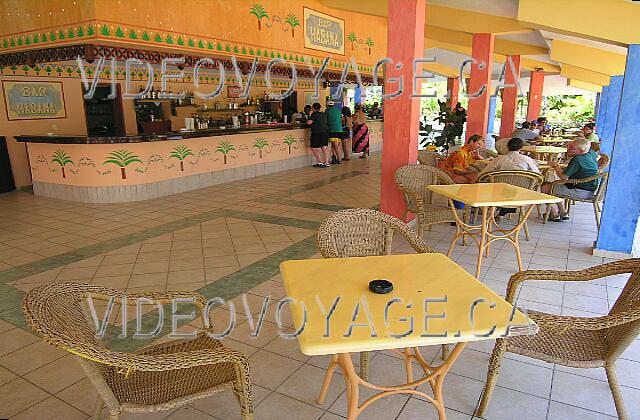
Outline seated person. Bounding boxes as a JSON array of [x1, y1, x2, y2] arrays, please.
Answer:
[[536, 117, 549, 135], [541, 138, 599, 222], [577, 122, 600, 151], [438, 134, 485, 184], [480, 138, 540, 175], [511, 121, 542, 142], [495, 137, 511, 155]]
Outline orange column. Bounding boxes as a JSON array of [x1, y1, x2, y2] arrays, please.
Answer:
[[499, 55, 522, 138], [526, 70, 545, 121], [447, 77, 460, 110], [466, 33, 495, 140], [380, 0, 425, 219]]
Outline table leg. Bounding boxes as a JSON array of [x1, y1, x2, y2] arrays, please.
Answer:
[[317, 354, 340, 404], [337, 343, 467, 419], [476, 207, 489, 278]]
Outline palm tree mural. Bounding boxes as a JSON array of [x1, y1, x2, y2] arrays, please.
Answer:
[[169, 145, 194, 171], [285, 13, 300, 38], [365, 37, 375, 55], [253, 138, 269, 159], [249, 4, 269, 30], [216, 141, 235, 164], [283, 135, 297, 154], [51, 149, 73, 179], [103, 150, 143, 179], [348, 32, 357, 50]]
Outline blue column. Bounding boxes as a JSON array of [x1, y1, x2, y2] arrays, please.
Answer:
[[594, 92, 600, 121], [487, 95, 497, 136], [599, 76, 623, 157], [596, 44, 640, 255], [595, 86, 608, 136]]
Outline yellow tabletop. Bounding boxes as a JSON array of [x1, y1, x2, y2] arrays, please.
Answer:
[[522, 145, 567, 154], [280, 253, 535, 356], [541, 138, 571, 143], [427, 182, 563, 207]]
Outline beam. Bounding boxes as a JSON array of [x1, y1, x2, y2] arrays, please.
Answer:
[[561, 64, 610, 87], [426, 39, 560, 73], [567, 79, 602, 93], [550, 40, 626, 76], [422, 62, 469, 79], [425, 27, 548, 56], [518, 0, 640, 46], [322, 0, 532, 34]]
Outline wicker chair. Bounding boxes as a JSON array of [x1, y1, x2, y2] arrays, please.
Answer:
[[417, 150, 442, 167], [395, 164, 470, 238], [543, 171, 609, 231], [598, 153, 610, 172], [478, 170, 545, 240], [316, 209, 438, 389], [475, 259, 640, 420], [23, 283, 254, 420]]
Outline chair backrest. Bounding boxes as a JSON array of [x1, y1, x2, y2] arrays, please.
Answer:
[[417, 150, 441, 166], [594, 171, 609, 202], [598, 153, 610, 172], [478, 170, 545, 190], [601, 259, 640, 360], [317, 208, 436, 258], [394, 164, 455, 212]]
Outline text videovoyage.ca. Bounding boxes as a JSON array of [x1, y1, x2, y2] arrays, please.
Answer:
[[87, 293, 533, 340], [76, 54, 523, 101]]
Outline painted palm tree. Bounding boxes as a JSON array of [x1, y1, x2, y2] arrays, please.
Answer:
[[216, 141, 235, 164], [348, 32, 357, 50], [285, 13, 300, 38], [249, 4, 269, 30], [365, 37, 375, 55], [283, 135, 297, 154], [169, 145, 194, 171], [103, 150, 143, 179], [51, 149, 73, 179], [253, 138, 269, 159]]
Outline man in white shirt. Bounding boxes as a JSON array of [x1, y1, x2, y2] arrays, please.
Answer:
[[480, 137, 540, 175], [511, 121, 541, 142]]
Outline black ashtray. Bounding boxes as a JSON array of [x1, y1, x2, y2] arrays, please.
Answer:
[[369, 279, 393, 294]]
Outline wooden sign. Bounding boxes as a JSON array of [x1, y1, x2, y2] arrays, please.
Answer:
[[227, 85, 242, 98], [2, 81, 66, 120], [304, 8, 345, 55]]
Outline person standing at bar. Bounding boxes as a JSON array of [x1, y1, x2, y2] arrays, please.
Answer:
[[341, 106, 353, 161], [326, 100, 344, 164], [307, 103, 330, 167], [352, 103, 370, 159]]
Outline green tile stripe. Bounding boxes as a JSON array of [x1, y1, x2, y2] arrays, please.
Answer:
[[107, 235, 319, 352]]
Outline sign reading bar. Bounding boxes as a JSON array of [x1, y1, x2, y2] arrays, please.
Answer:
[[2, 81, 66, 120], [304, 8, 345, 55]]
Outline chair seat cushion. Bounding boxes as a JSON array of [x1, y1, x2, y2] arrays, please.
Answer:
[[507, 310, 607, 368], [102, 335, 237, 407]]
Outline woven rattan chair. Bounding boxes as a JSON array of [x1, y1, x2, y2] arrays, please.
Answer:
[[417, 150, 442, 167], [476, 259, 640, 420], [543, 171, 609, 231], [598, 153, 610, 172], [23, 283, 254, 420], [478, 170, 545, 240], [395, 164, 470, 238], [315, 208, 438, 399]]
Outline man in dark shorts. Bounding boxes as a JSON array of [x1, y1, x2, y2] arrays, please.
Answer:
[[307, 102, 330, 167]]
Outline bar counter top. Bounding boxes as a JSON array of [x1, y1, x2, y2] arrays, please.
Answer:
[[16, 123, 303, 144]]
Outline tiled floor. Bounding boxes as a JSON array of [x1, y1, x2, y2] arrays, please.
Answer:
[[0, 154, 637, 419]]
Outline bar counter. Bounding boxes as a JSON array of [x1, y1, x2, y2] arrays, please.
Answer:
[[18, 121, 383, 203]]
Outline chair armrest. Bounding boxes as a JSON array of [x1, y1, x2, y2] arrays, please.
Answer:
[[550, 173, 602, 190], [115, 334, 250, 374], [533, 310, 640, 333], [505, 259, 640, 303]]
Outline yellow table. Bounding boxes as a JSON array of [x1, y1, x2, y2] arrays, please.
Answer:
[[280, 253, 536, 420], [522, 145, 567, 161], [541, 138, 571, 144], [428, 183, 562, 278]]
